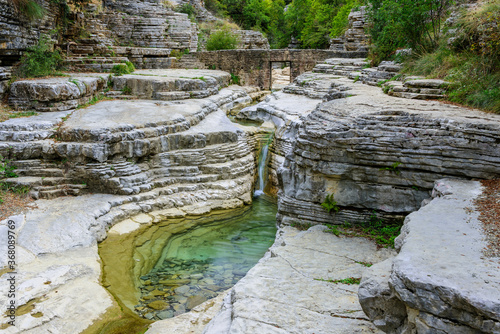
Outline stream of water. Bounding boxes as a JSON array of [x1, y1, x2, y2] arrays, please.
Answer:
[[133, 142, 277, 320]]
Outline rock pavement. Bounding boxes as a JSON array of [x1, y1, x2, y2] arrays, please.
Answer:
[[359, 179, 500, 333], [204, 225, 395, 333]]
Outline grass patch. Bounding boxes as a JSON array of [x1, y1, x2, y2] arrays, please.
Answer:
[[315, 277, 361, 285], [111, 61, 135, 76], [77, 94, 111, 109], [401, 1, 499, 113], [0, 104, 39, 122], [325, 214, 403, 248]]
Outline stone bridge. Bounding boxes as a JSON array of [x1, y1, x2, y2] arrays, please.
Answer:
[[193, 49, 367, 89]]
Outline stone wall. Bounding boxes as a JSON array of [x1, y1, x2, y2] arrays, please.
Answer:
[[196, 49, 367, 89], [0, 0, 60, 65]]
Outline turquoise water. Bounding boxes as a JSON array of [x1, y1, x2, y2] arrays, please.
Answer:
[[135, 195, 277, 320]]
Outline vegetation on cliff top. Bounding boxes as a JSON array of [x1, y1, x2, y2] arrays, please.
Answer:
[[204, 0, 363, 48], [369, 0, 499, 113]]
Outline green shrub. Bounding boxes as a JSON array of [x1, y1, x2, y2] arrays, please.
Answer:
[[230, 72, 240, 85], [177, 3, 197, 20], [402, 2, 500, 113], [204, 0, 225, 17], [0, 155, 17, 178], [11, 0, 46, 20], [16, 34, 63, 78], [330, 0, 360, 38], [367, 0, 452, 64], [206, 28, 240, 51], [111, 61, 135, 75]]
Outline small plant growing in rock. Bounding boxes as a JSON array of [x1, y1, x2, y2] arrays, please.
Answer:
[[230, 73, 240, 85], [321, 194, 340, 213], [111, 61, 135, 76], [0, 155, 17, 178], [290, 222, 312, 231], [16, 34, 63, 78], [121, 85, 132, 95], [380, 162, 402, 174], [314, 277, 361, 285]]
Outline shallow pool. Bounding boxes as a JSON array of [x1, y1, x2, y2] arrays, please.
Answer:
[[134, 195, 277, 320]]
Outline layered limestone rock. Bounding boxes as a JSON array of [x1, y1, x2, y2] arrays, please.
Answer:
[[235, 30, 270, 50], [330, 6, 369, 52], [197, 29, 270, 51], [359, 179, 500, 333], [0, 0, 59, 65], [0, 70, 266, 333], [1, 70, 255, 204], [203, 225, 395, 333], [384, 77, 450, 100], [99, 0, 198, 51], [8, 75, 109, 111], [235, 88, 327, 196], [347, 60, 402, 86], [0, 67, 11, 99], [236, 71, 500, 226], [111, 69, 231, 100]]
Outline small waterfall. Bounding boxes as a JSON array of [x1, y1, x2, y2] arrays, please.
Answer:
[[254, 139, 271, 197]]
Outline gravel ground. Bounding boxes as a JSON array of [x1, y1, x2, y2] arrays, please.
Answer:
[[475, 179, 500, 259]]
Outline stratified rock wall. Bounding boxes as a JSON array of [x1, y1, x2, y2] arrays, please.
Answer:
[[236, 70, 500, 226], [0, 0, 60, 64], [99, 0, 198, 51], [277, 77, 500, 225]]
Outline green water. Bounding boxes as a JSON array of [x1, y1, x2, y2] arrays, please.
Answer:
[[135, 195, 277, 320]]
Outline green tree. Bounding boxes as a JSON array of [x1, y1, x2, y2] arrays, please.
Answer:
[[367, 0, 452, 62], [267, 0, 289, 48], [242, 0, 270, 30]]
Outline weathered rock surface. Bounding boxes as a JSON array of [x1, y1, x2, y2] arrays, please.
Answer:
[[100, 0, 198, 51], [8, 75, 109, 111], [203, 225, 395, 333], [273, 74, 500, 226], [359, 179, 500, 333], [0, 0, 59, 64], [0, 210, 114, 334], [111, 69, 231, 100], [145, 290, 230, 334], [384, 77, 450, 100], [235, 30, 270, 50], [0, 69, 265, 332], [236, 90, 323, 195]]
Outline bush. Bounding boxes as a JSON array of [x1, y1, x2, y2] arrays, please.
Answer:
[[367, 0, 452, 64], [10, 0, 46, 21], [402, 1, 500, 113], [111, 61, 135, 75], [206, 28, 240, 51], [205, 0, 225, 17], [177, 3, 197, 20], [16, 34, 63, 78]]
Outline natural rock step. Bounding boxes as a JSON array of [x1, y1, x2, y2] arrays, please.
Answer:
[[8, 75, 109, 112]]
